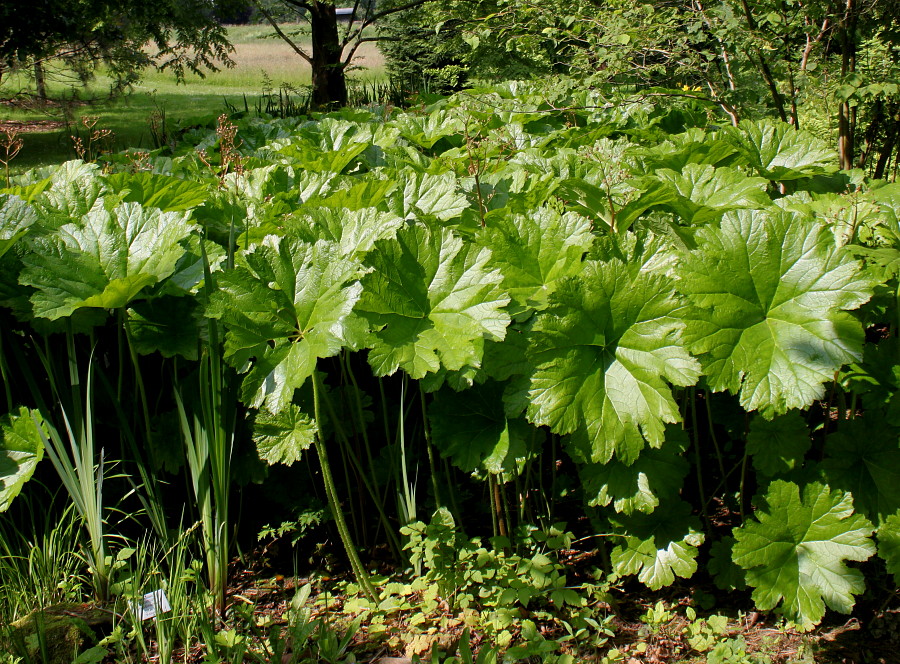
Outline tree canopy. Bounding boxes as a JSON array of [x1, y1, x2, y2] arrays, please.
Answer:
[[0, 0, 238, 91]]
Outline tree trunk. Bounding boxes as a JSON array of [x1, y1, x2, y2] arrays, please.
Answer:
[[309, 3, 348, 109], [33, 60, 47, 102], [838, 0, 858, 170], [874, 104, 899, 180]]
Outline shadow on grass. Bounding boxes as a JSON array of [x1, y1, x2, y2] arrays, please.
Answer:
[[4, 90, 260, 174]]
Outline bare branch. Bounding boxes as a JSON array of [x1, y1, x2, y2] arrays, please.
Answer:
[[251, 0, 312, 64], [342, 36, 383, 67], [282, 0, 313, 10]]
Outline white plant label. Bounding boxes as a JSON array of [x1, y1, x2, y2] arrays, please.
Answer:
[[131, 589, 171, 621]]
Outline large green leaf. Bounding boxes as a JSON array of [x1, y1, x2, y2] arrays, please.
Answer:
[[653, 164, 770, 225], [726, 120, 838, 181], [525, 260, 700, 464], [390, 172, 470, 221], [0, 407, 45, 513], [818, 418, 900, 527], [287, 207, 405, 259], [732, 480, 875, 629], [746, 412, 811, 477], [610, 499, 705, 590], [20, 202, 196, 319], [479, 208, 593, 313], [251, 404, 317, 465], [104, 172, 209, 211], [31, 161, 106, 226], [628, 128, 738, 174], [209, 238, 365, 412], [575, 427, 689, 514], [394, 109, 465, 149], [428, 381, 537, 477], [358, 221, 510, 379], [0, 194, 37, 259], [678, 207, 873, 418]]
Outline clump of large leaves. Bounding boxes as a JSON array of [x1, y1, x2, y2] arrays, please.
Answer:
[[677, 207, 874, 418], [732, 480, 875, 629], [208, 237, 366, 412], [358, 221, 510, 379], [0, 407, 45, 513], [20, 202, 196, 319], [525, 260, 700, 464]]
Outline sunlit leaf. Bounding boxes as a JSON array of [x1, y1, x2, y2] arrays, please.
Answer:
[[732, 480, 875, 629]]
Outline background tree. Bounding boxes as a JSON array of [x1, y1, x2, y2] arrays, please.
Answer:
[[251, 0, 437, 109], [0, 0, 239, 99], [381, 0, 900, 171]]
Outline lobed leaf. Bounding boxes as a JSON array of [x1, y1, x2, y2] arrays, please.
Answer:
[[209, 238, 365, 413], [359, 221, 510, 379], [525, 260, 700, 463], [732, 480, 875, 629], [678, 207, 874, 418], [21, 202, 196, 319]]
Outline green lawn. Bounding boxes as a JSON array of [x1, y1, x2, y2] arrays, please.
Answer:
[[0, 23, 385, 173]]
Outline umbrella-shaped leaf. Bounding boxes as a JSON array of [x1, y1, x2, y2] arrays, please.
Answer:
[[610, 499, 705, 590], [479, 208, 592, 312], [678, 207, 873, 418], [208, 238, 365, 413], [287, 207, 405, 259], [654, 164, 770, 225], [732, 480, 875, 629], [390, 172, 469, 221], [818, 418, 900, 526], [394, 110, 465, 149], [252, 404, 317, 465], [0, 407, 45, 513], [525, 260, 700, 464], [726, 120, 838, 181], [20, 202, 196, 319], [428, 381, 537, 477], [105, 172, 209, 211], [31, 161, 106, 225], [359, 221, 510, 379]]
